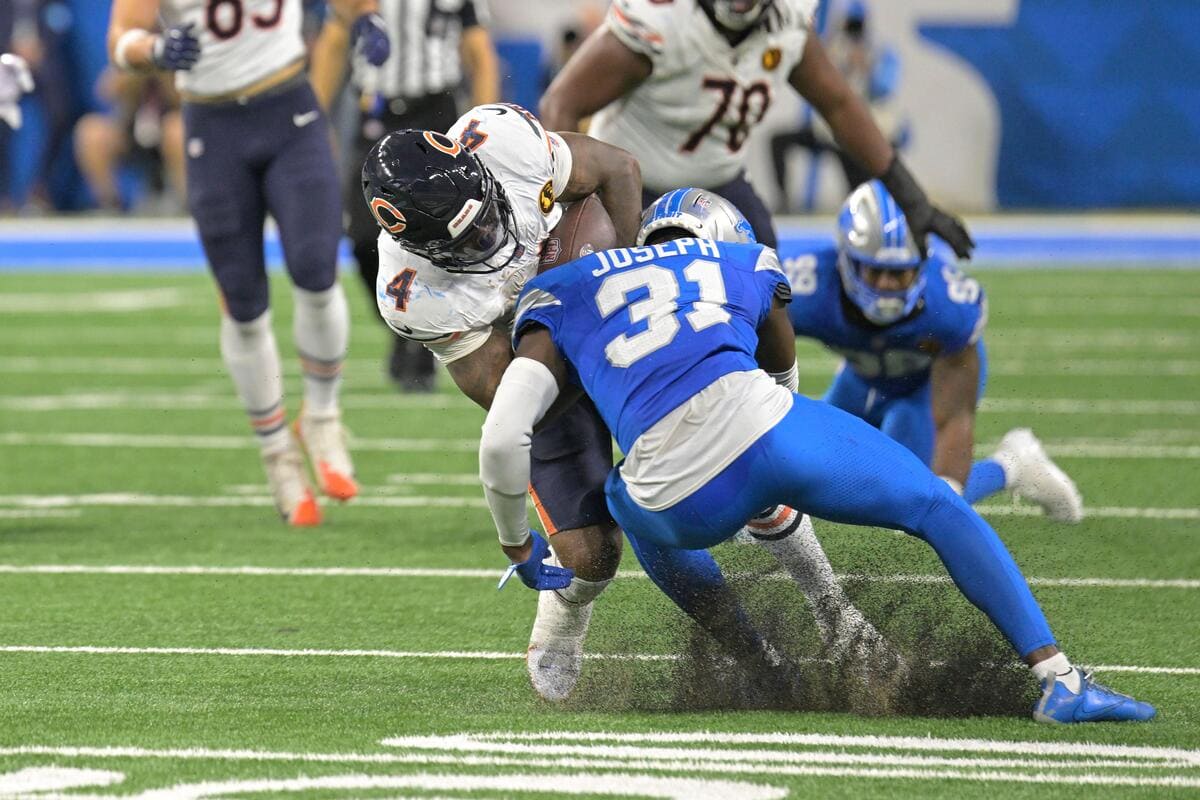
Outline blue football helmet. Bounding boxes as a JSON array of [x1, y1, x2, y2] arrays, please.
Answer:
[[836, 180, 926, 325], [637, 188, 756, 246]]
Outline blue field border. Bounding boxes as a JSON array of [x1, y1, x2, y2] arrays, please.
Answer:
[[1, 220, 1198, 271]]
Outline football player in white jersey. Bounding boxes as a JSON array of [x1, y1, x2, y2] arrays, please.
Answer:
[[107, 0, 389, 526], [540, 0, 973, 258], [361, 103, 643, 700]]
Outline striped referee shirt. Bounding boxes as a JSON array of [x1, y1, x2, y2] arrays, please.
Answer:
[[353, 0, 487, 101]]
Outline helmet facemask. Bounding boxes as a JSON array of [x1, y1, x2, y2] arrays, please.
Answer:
[[836, 251, 926, 325], [835, 179, 926, 325], [402, 161, 520, 275]]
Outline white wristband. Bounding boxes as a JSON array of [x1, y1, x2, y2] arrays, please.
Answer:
[[768, 361, 799, 393], [114, 28, 152, 70]]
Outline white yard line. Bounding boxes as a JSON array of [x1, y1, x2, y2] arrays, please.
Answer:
[[4, 355, 1200, 376], [0, 492, 1196, 520], [0, 289, 187, 313], [0, 433, 480, 452], [0, 563, 1197, 591], [3, 392, 1197, 416], [0, 392, 474, 412], [974, 503, 1200, 520], [0, 645, 1191, 676], [5, 431, 1200, 458], [473, 730, 1200, 765], [979, 397, 1200, 415], [0, 493, 488, 509], [0, 509, 81, 520]]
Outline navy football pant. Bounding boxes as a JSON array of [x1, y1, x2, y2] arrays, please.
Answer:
[[530, 395, 617, 533], [642, 171, 777, 249], [608, 392, 1056, 659], [183, 82, 342, 321]]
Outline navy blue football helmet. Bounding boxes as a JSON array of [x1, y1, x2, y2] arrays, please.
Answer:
[[361, 129, 518, 274]]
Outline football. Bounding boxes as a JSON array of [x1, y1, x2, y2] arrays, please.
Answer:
[[538, 194, 619, 273]]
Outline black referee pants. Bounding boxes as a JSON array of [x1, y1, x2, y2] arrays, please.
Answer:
[[345, 91, 460, 389]]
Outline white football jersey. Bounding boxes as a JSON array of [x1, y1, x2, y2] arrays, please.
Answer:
[[591, 0, 816, 191], [375, 104, 573, 363], [160, 0, 305, 96]]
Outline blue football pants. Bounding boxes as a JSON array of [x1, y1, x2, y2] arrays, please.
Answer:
[[607, 392, 1056, 659], [823, 342, 1008, 504]]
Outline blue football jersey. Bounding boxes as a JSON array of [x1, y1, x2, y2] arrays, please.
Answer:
[[514, 238, 789, 454], [784, 243, 987, 395]]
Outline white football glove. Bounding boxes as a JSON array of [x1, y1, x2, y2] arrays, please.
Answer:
[[0, 54, 35, 129]]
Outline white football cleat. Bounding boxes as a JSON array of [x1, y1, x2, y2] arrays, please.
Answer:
[[294, 408, 358, 501], [262, 436, 321, 527], [527, 587, 593, 702], [993, 428, 1084, 523]]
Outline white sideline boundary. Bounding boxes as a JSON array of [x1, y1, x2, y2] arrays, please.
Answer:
[[0, 563, 1197, 591], [4, 431, 1200, 458], [0, 492, 1197, 520], [0, 645, 1193, 676]]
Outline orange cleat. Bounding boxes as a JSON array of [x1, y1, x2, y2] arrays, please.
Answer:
[[287, 487, 323, 527], [262, 436, 324, 527], [294, 410, 358, 501]]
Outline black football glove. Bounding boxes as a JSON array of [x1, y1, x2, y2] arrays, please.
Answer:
[[880, 155, 975, 260]]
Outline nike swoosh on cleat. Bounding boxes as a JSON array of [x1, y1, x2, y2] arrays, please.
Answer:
[[1074, 699, 1126, 721], [293, 111, 320, 128]]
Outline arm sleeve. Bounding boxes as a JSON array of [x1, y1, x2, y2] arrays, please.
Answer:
[[479, 357, 561, 546]]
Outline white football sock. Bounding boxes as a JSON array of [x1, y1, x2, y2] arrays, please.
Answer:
[[220, 311, 288, 455], [529, 546, 611, 646], [293, 283, 349, 417], [1031, 652, 1081, 693], [746, 508, 842, 604], [746, 508, 866, 645]]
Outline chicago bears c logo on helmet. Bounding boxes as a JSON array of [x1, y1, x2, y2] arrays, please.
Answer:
[[370, 197, 408, 235], [422, 131, 462, 156]]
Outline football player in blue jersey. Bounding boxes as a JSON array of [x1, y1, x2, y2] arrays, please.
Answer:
[[477, 188, 1154, 724], [786, 181, 1083, 522]]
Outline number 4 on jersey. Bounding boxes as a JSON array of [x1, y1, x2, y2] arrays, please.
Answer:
[[385, 268, 417, 312]]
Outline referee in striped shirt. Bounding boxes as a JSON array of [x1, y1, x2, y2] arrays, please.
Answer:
[[313, 0, 499, 392]]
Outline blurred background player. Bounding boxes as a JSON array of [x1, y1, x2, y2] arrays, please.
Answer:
[[539, 0, 971, 260], [360, 107, 641, 701], [73, 68, 185, 212], [0, 54, 35, 129], [769, 0, 907, 211], [311, 0, 499, 393], [0, 0, 72, 210], [480, 190, 1155, 725], [107, 0, 391, 525], [787, 181, 1084, 522]]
